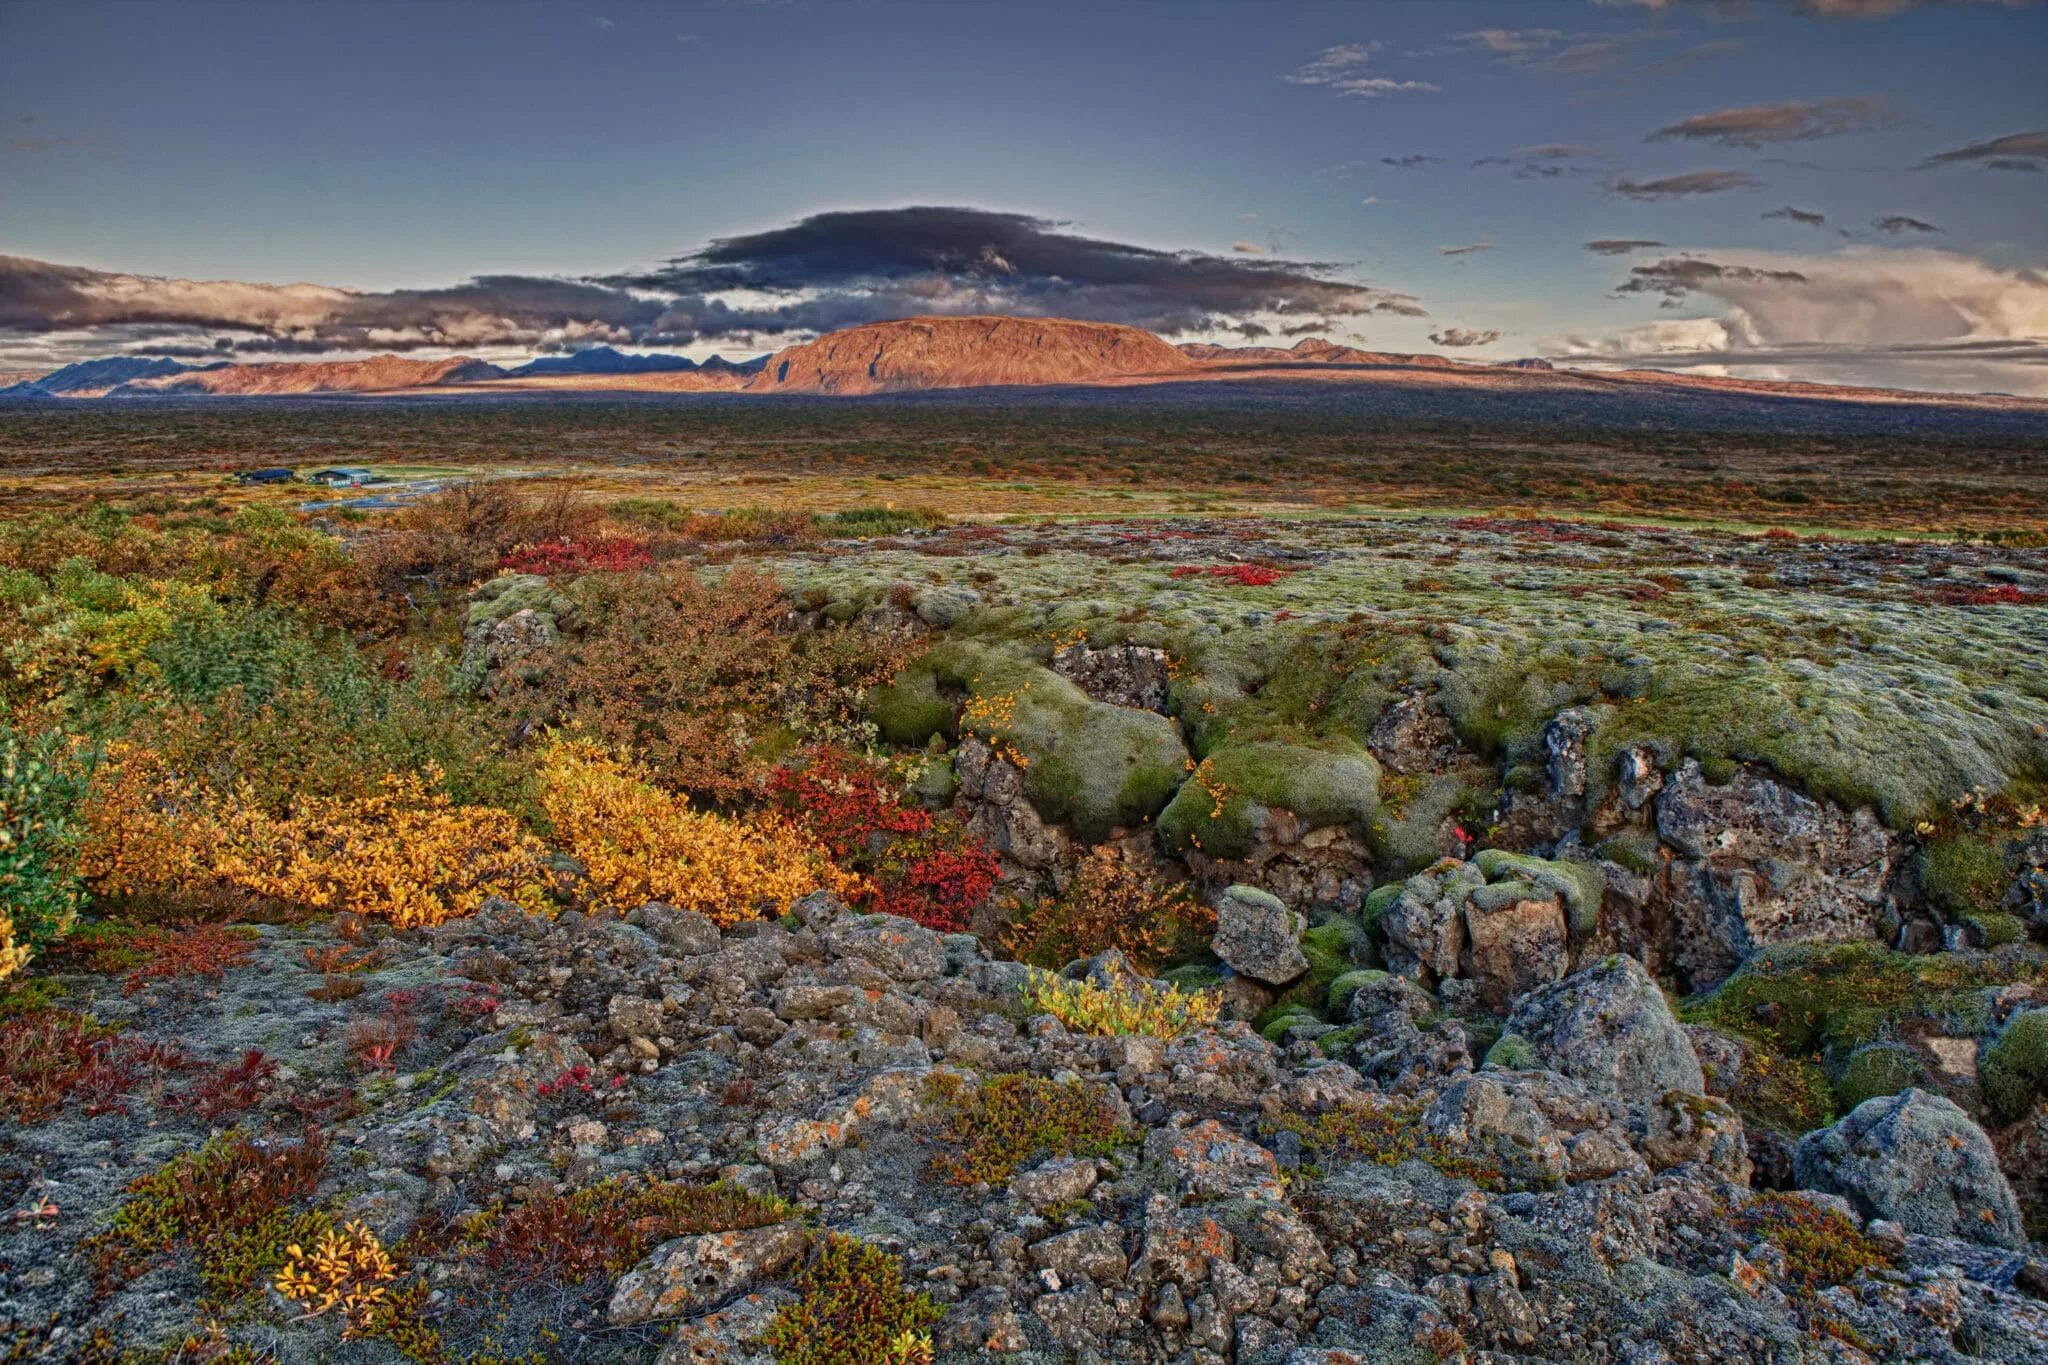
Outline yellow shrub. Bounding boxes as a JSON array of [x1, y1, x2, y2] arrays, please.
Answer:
[[538, 736, 851, 926], [1022, 961, 1221, 1038], [274, 1220, 399, 1330], [80, 744, 549, 927], [0, 912, 27, 984]]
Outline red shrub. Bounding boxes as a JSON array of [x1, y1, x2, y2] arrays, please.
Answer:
[[1929, 583, 2038, 607], [772, 747, 1000, 931], [0, 1010, 194, 1123], [122, 924, 260, 997], [166, 1049, 278, 1122], [1169, 564, 1288, 587], [500, 534, 652, 576]]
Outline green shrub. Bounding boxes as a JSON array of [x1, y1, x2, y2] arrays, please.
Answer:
[[1982, 1009, 2048, 1124], [0, 728, 85, 973], [1833, 1043, 1923, 1113], [762, 1234, 943, 1365]]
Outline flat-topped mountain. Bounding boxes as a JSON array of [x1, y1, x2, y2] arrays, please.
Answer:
[[745, 315, 1195, 395]]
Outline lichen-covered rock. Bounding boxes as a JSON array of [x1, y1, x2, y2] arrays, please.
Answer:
[[1144, 1118, 1285, 1201], [1503, 954, 1704, 1102], [1052, 641, 1171, 711], [1656, 760, 1901, 988], [608, 1223, 809, 1324], [1211, 884, 1309, 986], [1639, 1090, 1751, 1184], [1793, 1088, 2025, 1247], [1379, 852, 1594, 1010]]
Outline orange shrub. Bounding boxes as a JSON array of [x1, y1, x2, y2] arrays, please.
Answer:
[[537, 736, 852, 925], [499, 566, 914, 803], [80, 743, 548, 927], [1001, 844, 1212, 973]]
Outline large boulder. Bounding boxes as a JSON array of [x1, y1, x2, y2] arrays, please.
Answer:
[[1501, 954, 1704, 1103], [1792, 1088, 2025, 1248], [1655, 761, 1900, 988], [1377, 853, 1598, 1012], [1210, 884, 1309, 986]]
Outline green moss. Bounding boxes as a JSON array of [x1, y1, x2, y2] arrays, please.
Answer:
[[1920, 833, 2011, 920], [869, 665, 954, 746], [1158, 740, 1380, 861], [1272, 916, 1369, 1012], [1833, 1043, 1923, 1113], [1257, 1002, 1321, 1042], [466, 573, 563, 629], [1982, 1009, 2048, 1124], [1685, 942, 2048, 1061], [1361, 882, 1404, 935], [1483, 1032, 1537, 1070], [1327, 968, 1388, 1017], [1595, 831, 1660, 877], [1316, 1023, 1364, 1057], [1472, 848, 1604, 938], [1160, 962, 1225, 993], [1963, 911, 2027, 949]]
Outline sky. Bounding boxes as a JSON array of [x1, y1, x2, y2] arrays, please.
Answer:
[[1, 0, 2044, 393]]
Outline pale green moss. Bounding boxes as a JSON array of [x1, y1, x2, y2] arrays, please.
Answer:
[[1157, 740, 1380, 861], [1473, 848, 1605, 939], [1982, 1009, 2048, 1123], [1833, 1043, 1923, 1113]]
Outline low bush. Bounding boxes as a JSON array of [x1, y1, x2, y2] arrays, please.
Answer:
[[1731, 1193, 1893, 1298], [1021, 961, 1220, 1038], [1264, 1096, 1503, 1188], [920, 1071, 1132, 1185], [762, 1234, 943, 1365], [0, 727, 85, 979], [0, 1008, 192, 1123], [999, 845, 1211, 973], [540, 736, 851, 924], [456, 1176, 795, 1285]]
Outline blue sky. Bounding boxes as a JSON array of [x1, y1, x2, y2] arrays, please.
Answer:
[[2, 0, 2044, 391]]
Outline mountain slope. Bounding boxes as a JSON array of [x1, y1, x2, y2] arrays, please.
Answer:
[[508, 347, 696, 377], [112, 354, 503, 395], [746, 316, 1194, 395], [36, 356, 202, 395]]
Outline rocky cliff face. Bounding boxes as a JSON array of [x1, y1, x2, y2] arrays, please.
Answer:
[[746, 316, 1196, 395]]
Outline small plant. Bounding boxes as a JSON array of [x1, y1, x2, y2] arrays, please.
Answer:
[[0, 1008, 192, 1123], [274, 1220, 399, 1329], [1732, 1194, 1893, 1298], [456, 1176, 795, 1285], [762, 1234, 942, 1365], [999, 845, 1211, 973], [167, 1049, 278, 1122], [1168, 563, 1288, 587], [919, 1071, 1132, 1185], [1264, 1096, 1504, 1189], [120, 922, 261, 996], [346, 1005, 416, 1074], [90, 1128, 329, 1295], [1021, 961, 1221, 1038]]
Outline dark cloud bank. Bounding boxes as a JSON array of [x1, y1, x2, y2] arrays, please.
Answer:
[[0, 207, 1421, 361]]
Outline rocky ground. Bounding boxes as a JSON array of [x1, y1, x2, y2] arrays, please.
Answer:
[[6, 884, 2048, 1363]]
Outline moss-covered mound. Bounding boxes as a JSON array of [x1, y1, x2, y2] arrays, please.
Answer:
[[872, 640, 1189, 842], [1157, 740, 1380, 861], [1471, 847, 1605, 939]]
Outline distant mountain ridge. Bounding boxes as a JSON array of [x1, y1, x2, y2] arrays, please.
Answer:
[[110, 354, 503, 396], [10, 319, 2041, 418], [508, 347, 696, 377]]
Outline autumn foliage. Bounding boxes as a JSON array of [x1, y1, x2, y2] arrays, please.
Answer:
[[538, 736, 851, 925]]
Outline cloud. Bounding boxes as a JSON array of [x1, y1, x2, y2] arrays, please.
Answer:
[[1431, 327, 1502, 346], [1381, 154, 1440, 168], [1561, 246, 2048, 393], [1473, 144, 1606, 178], [0, 207, 1426, 363], [1651, 97, 1894, 148], [1614, 258, 1812, 300], [1232, 242, 1266, 254], [1284, 43, 1440, 97], [1632, 38, 1747, 78], [1443, 28, 1564, 57], [1597, 0, 2037, 15], [1916, 130, 2048, 170], [1872, 214, 1942, 233], [1609, 170, 1762, 198], [1585, 238, 1668, 254], [1763, 205, 1828, 227], [1437, 242, 1493, 256]]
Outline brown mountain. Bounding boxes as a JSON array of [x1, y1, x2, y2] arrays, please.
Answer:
[[112, 354, 503, 396], [746, 316, 1195, 395], [1178, 336, 1462, 369]]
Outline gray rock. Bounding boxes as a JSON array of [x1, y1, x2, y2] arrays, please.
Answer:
[[1211, 884, 1309, 986], [609, 1222, 809, 1324], [1010, 1156, 1100, 1211], [1793, 1088, 2025, 1248], [1503, 954, 1704, 1102]]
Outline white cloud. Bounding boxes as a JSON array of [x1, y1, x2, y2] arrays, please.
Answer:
[[1547, 247, 2048, 393]]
